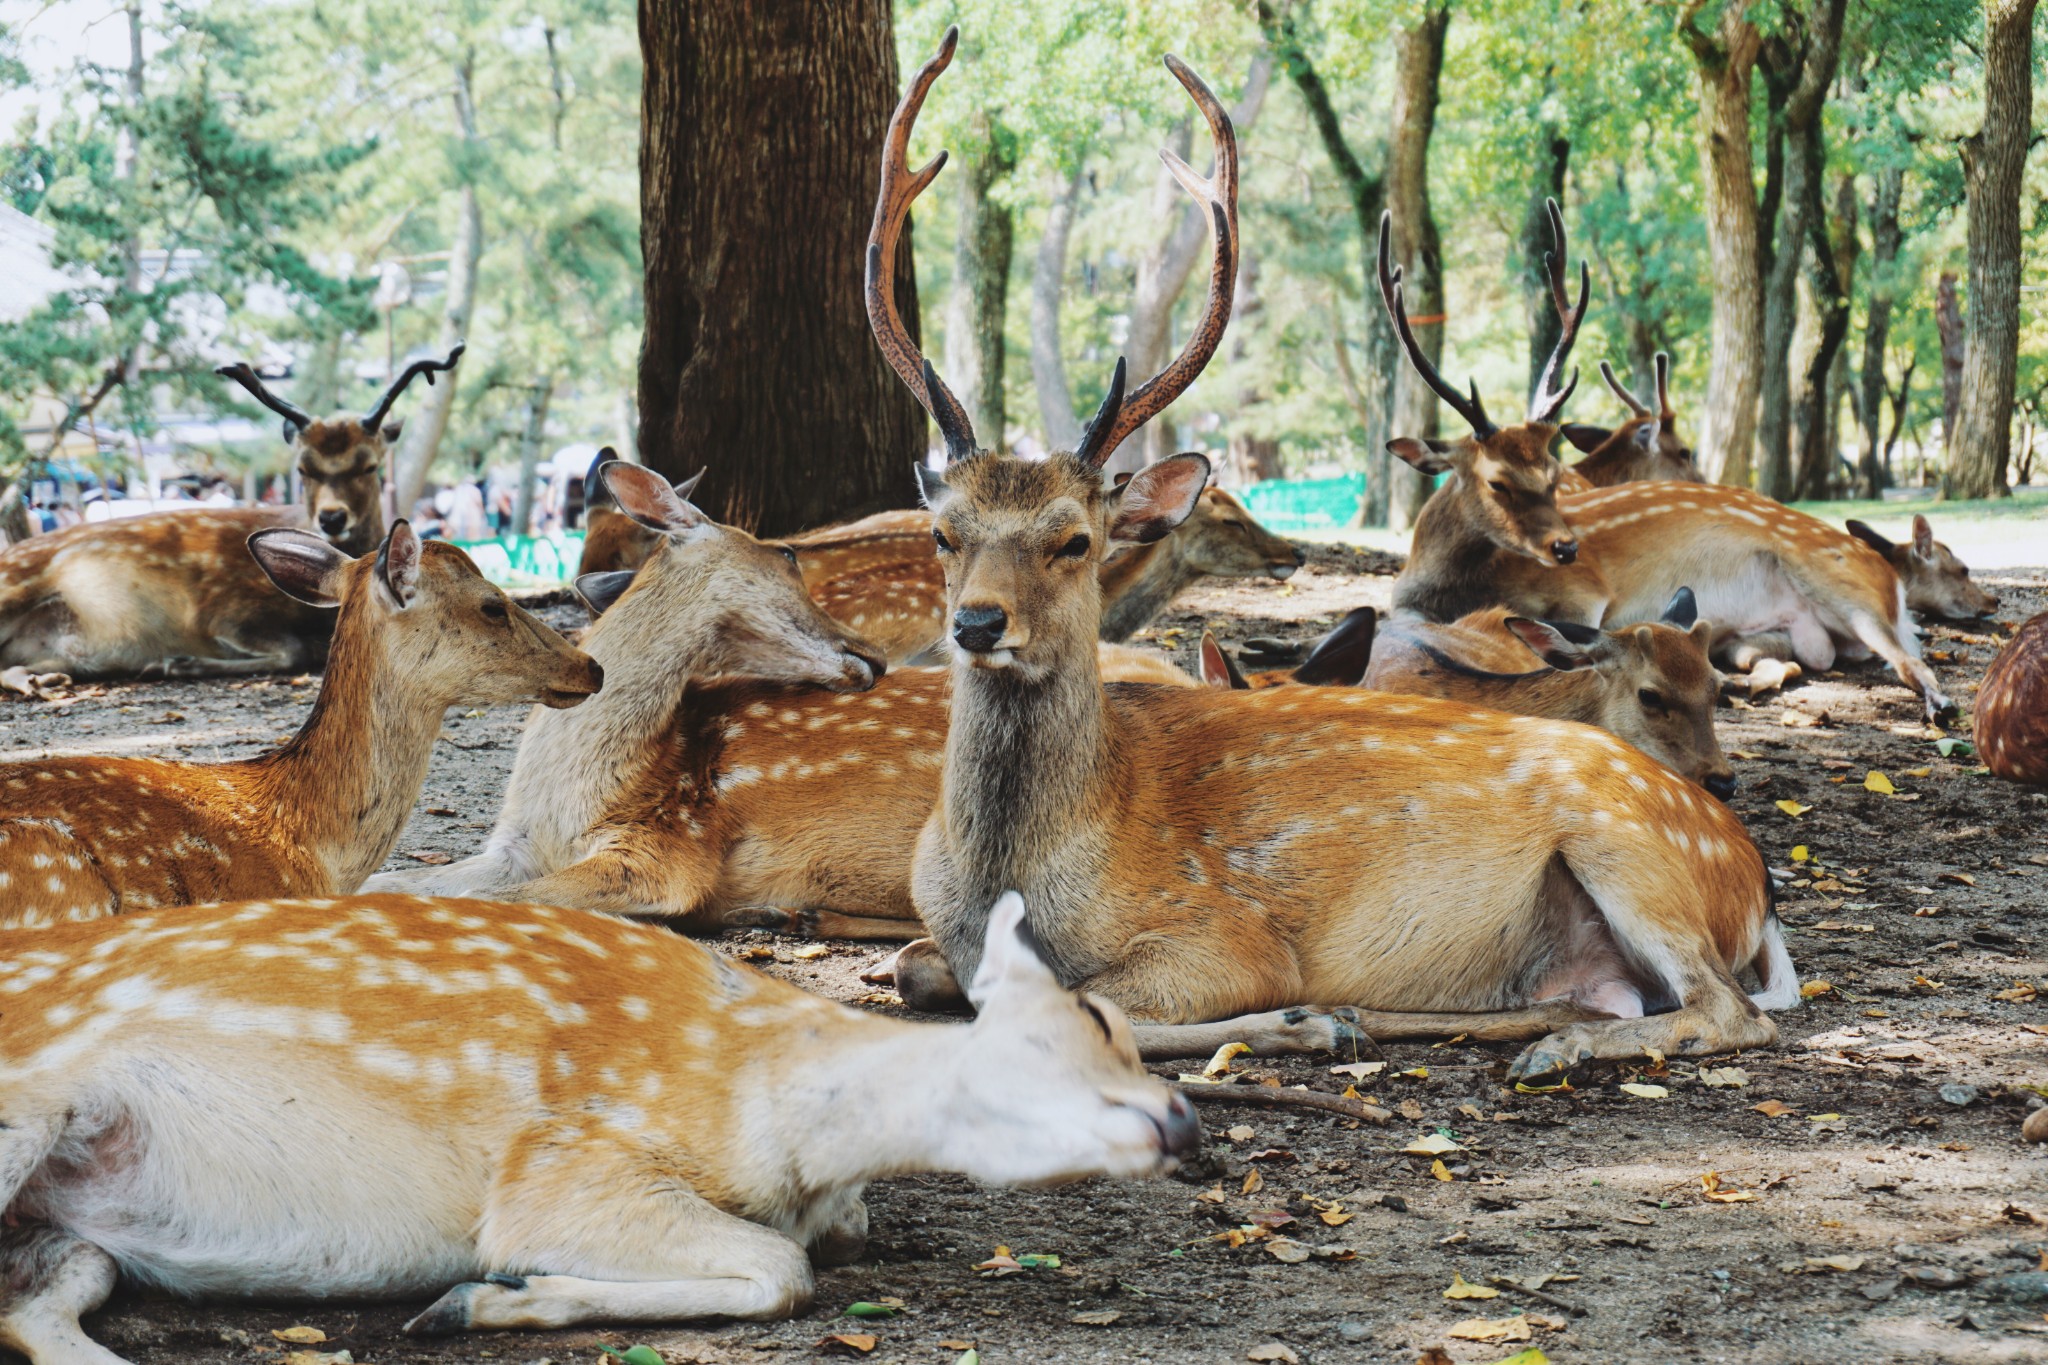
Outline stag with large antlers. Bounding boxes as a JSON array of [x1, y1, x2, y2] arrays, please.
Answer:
[[1382, 200, 1612, 625], [0, 346, 462, 679]]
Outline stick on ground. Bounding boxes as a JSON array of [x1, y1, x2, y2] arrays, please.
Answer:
[[1175, 1084, 1391, 1124]]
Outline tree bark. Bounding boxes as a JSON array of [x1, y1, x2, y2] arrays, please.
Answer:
[[1518, 131, 1571, 405], [1791, 171, 1854, 500], [1936, 271, 1965, 444], [637, 0, 926, 535], [1681, 2, 1767, 487], [1385, 4, 1449, 533], [512, 375, 553, 536], [1946, 0, 2037, 499], [394, 53, 482, 515], [944, 115, 1017, 447], [1855, 163, 1902, 497], [1028, 162, 1088, 452]]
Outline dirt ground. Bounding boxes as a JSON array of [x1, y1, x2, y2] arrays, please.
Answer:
[[5, 541, 2047, 1365]]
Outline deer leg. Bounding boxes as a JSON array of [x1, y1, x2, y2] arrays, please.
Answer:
[[0, 1226, 130, 1365], [1845, 610, 1951, 718], [1506, 961, 1778, 1083], [721, 905, 926, 941], [499, 848, 716, 922]]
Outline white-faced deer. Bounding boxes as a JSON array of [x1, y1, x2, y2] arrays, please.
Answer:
[[1557, 353, 1705, 494], [1382, 201, 1609, 626], [0, 522, 598, 926], [0, 891, 1195, 1361], [1976, 609, 2048, 784], [877, 33, 1793, 1077], [0, 348, 462, 679]]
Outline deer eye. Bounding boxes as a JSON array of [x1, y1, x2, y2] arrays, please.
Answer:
[[1489, 480, 1511, 496], [1638, 688, 1667, 712], [482, 600, 509, 622], [779, 545, 800, 569], [1055, 533, 1091, 560], [1079, 997, 1113, 1042], [932, 527, 954, 553]]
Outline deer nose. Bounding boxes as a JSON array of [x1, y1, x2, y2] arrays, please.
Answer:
[[1704, 772, 1737, 801], [317, 509, 349, 538], [1157, 1092, 1202, 1160], [1550, 538, 1578, 565], [952, 605, 1008, 653]]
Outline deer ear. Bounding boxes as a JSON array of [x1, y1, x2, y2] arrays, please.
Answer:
[[1110, 453, 1210, 545], [381, 420, 405, 445], [914, 462, 949, 507], [1630, 417, 1663, 450], [968, 891, 1061, 1009], [1560, 424, 1610, 454], [279, 418, 301, 446], [1911, 514, 1935, 558], [375, 520, 422, 608], [1198, 632, 1248, 689], [1504, 617, 1594, 670], [1295, 606, 1376, 686], [1843, 519, 1895, 557], [248, 529, 350, 608], [603, 462, 709, 535], [1660, 586, 1699, 630], [575, 569, 637, 617], [1387, 437, 1454, 475]]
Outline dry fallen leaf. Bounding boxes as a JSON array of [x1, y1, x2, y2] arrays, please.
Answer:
[[1416, 1353, 1455, 1365], [1196, 1184, 1226, 1204], [1939, 871, 1976, 886], [1863, 770, 1897, 795], [816, 1334, 877, 1355], [1399, 1098, 1426, 1121], [1619, 1082, 1669, 1099], [1753, 1099, 1798, 1118], [1701, 1067, 1750, 1088], [790, 944, 831, 960], [404, 850, 453, 865], [1241, 1168, 1264, 1196], [1320, 1209, 1354, 1226], [1226, 1124, 1255, 1142], [1404, 1132, 1465, 1156], [273, 1328, 327, 1345], [1993, 982, 2038, 1003], [1245, 1343, 1301, 1363], [1775, 799, 1811, 817], [1330, 1060, 1386, 1079], [1444, 1272, 1500, 1300], [1071, 1310, 1121, 1326], [1805, 1255, 1866, 1272], [1265, 1239, 1312, 1264], [1205, 1041, 1252, 1077], [1430, 1158, 1454, 1182], [1801, 981, 1833, 998], [283, 1353, 351, 1365], [1448, 1316, 1535, 1343], [1701, 1171, 1759, 1203]]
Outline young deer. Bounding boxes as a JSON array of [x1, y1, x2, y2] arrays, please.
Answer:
[[1843, 515, 1999, 620], [0, 891, 1196, 1361], [0, 349, 462, 679], [1363, 591, 1736, 796], [876, 35, 1794, 1078], [1976, 609, 2048, 785], [0, 522, 599, 926], [1557, 353, 1705, 494], [1381, 201, 1609, 626]]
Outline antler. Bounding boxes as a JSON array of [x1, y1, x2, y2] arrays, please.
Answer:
[[1073, 53, 1240, 470], [1528, 198, 1589, 424], [866, 26, 978, 462], [1654, 350, 1674, 419], [1599, 361, 1652, 417], [214, 360, 315, 437], [363, 343, 465, 432], [1375, 213, 1496, 439]]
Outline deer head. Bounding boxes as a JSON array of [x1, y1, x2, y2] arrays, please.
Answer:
[[1380, 199, 1587, 567], [867, 28, 1233, 679], [1559, 353, 1704, 486], [1175, 485, 1305, 579], [216, 345, 463, 556], [1844, 515, 1998, 620]]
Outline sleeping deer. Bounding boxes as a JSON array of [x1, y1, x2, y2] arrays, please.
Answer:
[[0, 890, 1195, 1362], [1976, 610, 2048, 785], [0, 348, 461, 679], [876, 32, 1794, 1079], [1556, 353, 1704, 494], [0, 522, 599, 926]]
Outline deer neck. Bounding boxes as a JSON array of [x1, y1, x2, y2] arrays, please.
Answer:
[[250, 615, 447, 893], [1392, 481, 1503, 623], [1096, 537, 1187, 642]]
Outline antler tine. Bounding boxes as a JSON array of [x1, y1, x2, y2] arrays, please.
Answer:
[[1654, 351, 1674, 419], [363, 343, 466, 432], [1076, 53, 1240, 469], [1528, 198, 1589, 424], [1599, 360, 1652, 417], [1375, 212, 1496, 438], [214, 361, 314, 433], [865, 25, 978, 461]]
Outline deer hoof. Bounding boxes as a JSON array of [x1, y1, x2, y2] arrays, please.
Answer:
[[724, 904, 800, 933], [1506, 1028, 1599, 1083], [403, 1283, 482, 1336], [1277, 1006, 1382, 1059]]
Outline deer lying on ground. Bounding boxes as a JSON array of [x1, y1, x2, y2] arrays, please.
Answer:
[[0, 891, 1195, 1362], [1197, 607, 1378, 689], [1843, 515, 1999, 621], [874, 32, 1794, 1078], [1976, 609, 2048, 785], [0, 349, 461, 679], [0, 522, 598, 926], [1557, 353, 1703, 494]]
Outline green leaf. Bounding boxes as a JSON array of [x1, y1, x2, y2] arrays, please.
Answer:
[[1935, 737, 1975, 758], [596, 1346, 664, 1365], [1015, 1253, 1062, 1269], [843, 1301, 900, 1319]]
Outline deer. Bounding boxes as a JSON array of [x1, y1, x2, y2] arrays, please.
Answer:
[[0, 521, 600, 927], [1843, 515, 1999, 621], [0, 347, 462, 680], [1197, 607, 1378, 690], [1557, 353, 1705, 494], [0, 890, 1197, 1362], [1976, 609, 2048, 785], [575, 447, 663, 580], [1381, 201, 1612, 627], [871, 31, 1795, 1080]]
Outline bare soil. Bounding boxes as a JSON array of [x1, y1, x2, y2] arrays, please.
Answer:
[[5, 543, 2046, 1365]]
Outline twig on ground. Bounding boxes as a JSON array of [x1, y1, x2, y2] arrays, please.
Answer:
[[1175, 1084, 1391, 1124], [1488, 1273, 1588, 1317]]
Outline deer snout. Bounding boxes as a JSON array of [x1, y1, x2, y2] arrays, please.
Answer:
[[1704, 770, 1737, 801], [839, 643, 887, 691], [1155, 1090, 1202, 1160], [317, 508, 350, 539], [1550, 539, 1578, 566], [540, 657, 604, 708], [953, 605, 1009, 654]]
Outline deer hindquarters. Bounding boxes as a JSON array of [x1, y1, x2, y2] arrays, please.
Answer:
[[0, 821, 119, 928]]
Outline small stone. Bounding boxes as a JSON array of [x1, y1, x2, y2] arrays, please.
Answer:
[[2024, 1108, 2048, 1144], [1337, 1321, 1372, 1343], [1939, 1083, 1980, 1107], [1378, 1194, 1408, 1213], [1862, 1277, 1901, 1302], [1980, 1272, 2048, 1304], [1902, 1265, 1966, 1289]]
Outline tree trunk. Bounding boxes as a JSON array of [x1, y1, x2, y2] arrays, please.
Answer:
[[944, 115, 1017, 447], [1029, 162, 1087, 452], [512, 376, 553, 536], [1682, 3, 1767, 487], [394, 53, 482, 515], [1936, 272, 1965, 446], [1517, 132, 1571, 405], [1856, 163, 1902, 497], [1385, 5, 1449, 533], [1790, 175, 1853, 500], [637, 0, 926, 535], [1946, 0, 2037, 499]]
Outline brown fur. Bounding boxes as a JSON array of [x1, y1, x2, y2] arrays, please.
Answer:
[[575, 506, 661, 580], [1976, 610, 2048, 785]]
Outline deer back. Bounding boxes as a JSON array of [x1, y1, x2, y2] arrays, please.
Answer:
[[1976, 610, 2048, 785]]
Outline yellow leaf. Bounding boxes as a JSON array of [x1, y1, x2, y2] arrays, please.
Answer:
[[1643, 1046, 1666, 1066], [273, 1329, 327, 1345], [1619, 1082, 1669, 1099], [1752, 1100, 1797, 1117], [1514, 1077, 1573, 1094], [818, 1333, 877, 1353], [1700, 1067, 1750, 1088], [1496, 1352, 1552, 1365], [1430, 1158, 1454, 1182], [1342, 1084, 1364, 1100], [1808, 1113, 1843, 1122], [1775, 799, 1811, 817], [1241, 1168, 1264, 1196], [1700, 1171, 1759, 1203], [1790, 845, 1810, 863], [1863, 770, 1896, 795], [1448, 1316, 1534, 1343], [1904, 767, 1932, 778], [1204, 1041, 1251, 1078], [1800, 980, 1832, 998], [791, 943, 831, 960], [1403, 1132, 1465, 1156], [1401, 1066, 1430, 1079], [1806, 1254, 1866, 1272], [1320, 1209, 1354, 1226], [1443, 1272, 1499, 1299]]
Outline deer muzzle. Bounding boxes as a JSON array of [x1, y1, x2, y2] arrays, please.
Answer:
[[952, 604, 1009, 654], [1550, 538, 1578, 566]]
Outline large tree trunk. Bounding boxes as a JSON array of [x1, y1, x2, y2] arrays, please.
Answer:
[[1791, 171, 1854, 500], [1855, 164, 1902, 497], [637, 0, 926, 535], [1946, 0, 2037, 499], [512, 375, 553, 536], [1385, 5, 1449, 533], [1936, 272, 1965, 444], [1682, 3, 1767, 487], [1517, 131, 1571, 404], [944, 115, 1017, 446], [1028, 163, 1087, 451], [394, 54, 482, 515]]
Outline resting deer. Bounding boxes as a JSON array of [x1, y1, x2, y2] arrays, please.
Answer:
[[1843, 515, 1999, 621], [0, 522, 599, 926], [0, 891, 1195, 1362], [1197, 608, 1378, 690], [575, 446, 662, 580], [1381, 202, 1611, 626], [1976, 610, 2048, 785], [0, 348, 462, 679], [1557, 353, 1704, 494], [875, 32, 1793, 1079]]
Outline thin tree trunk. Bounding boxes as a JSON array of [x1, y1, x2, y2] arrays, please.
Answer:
[[1518, 131, 1571, 405], [1681, 2, 1767, 487], [1946, 0, 2037, 499], [394, 53, 482, 515], [1791, 174, 1853, 500], [1029, 162, 1087, 451], [637, 0, 925, 535], [1385, 4, 1449, 533], [1856, 164, 1902, 497], [1936, 272, 1965, 446], [512, 376, 553, 536], [944, 115, 1017, 446]]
